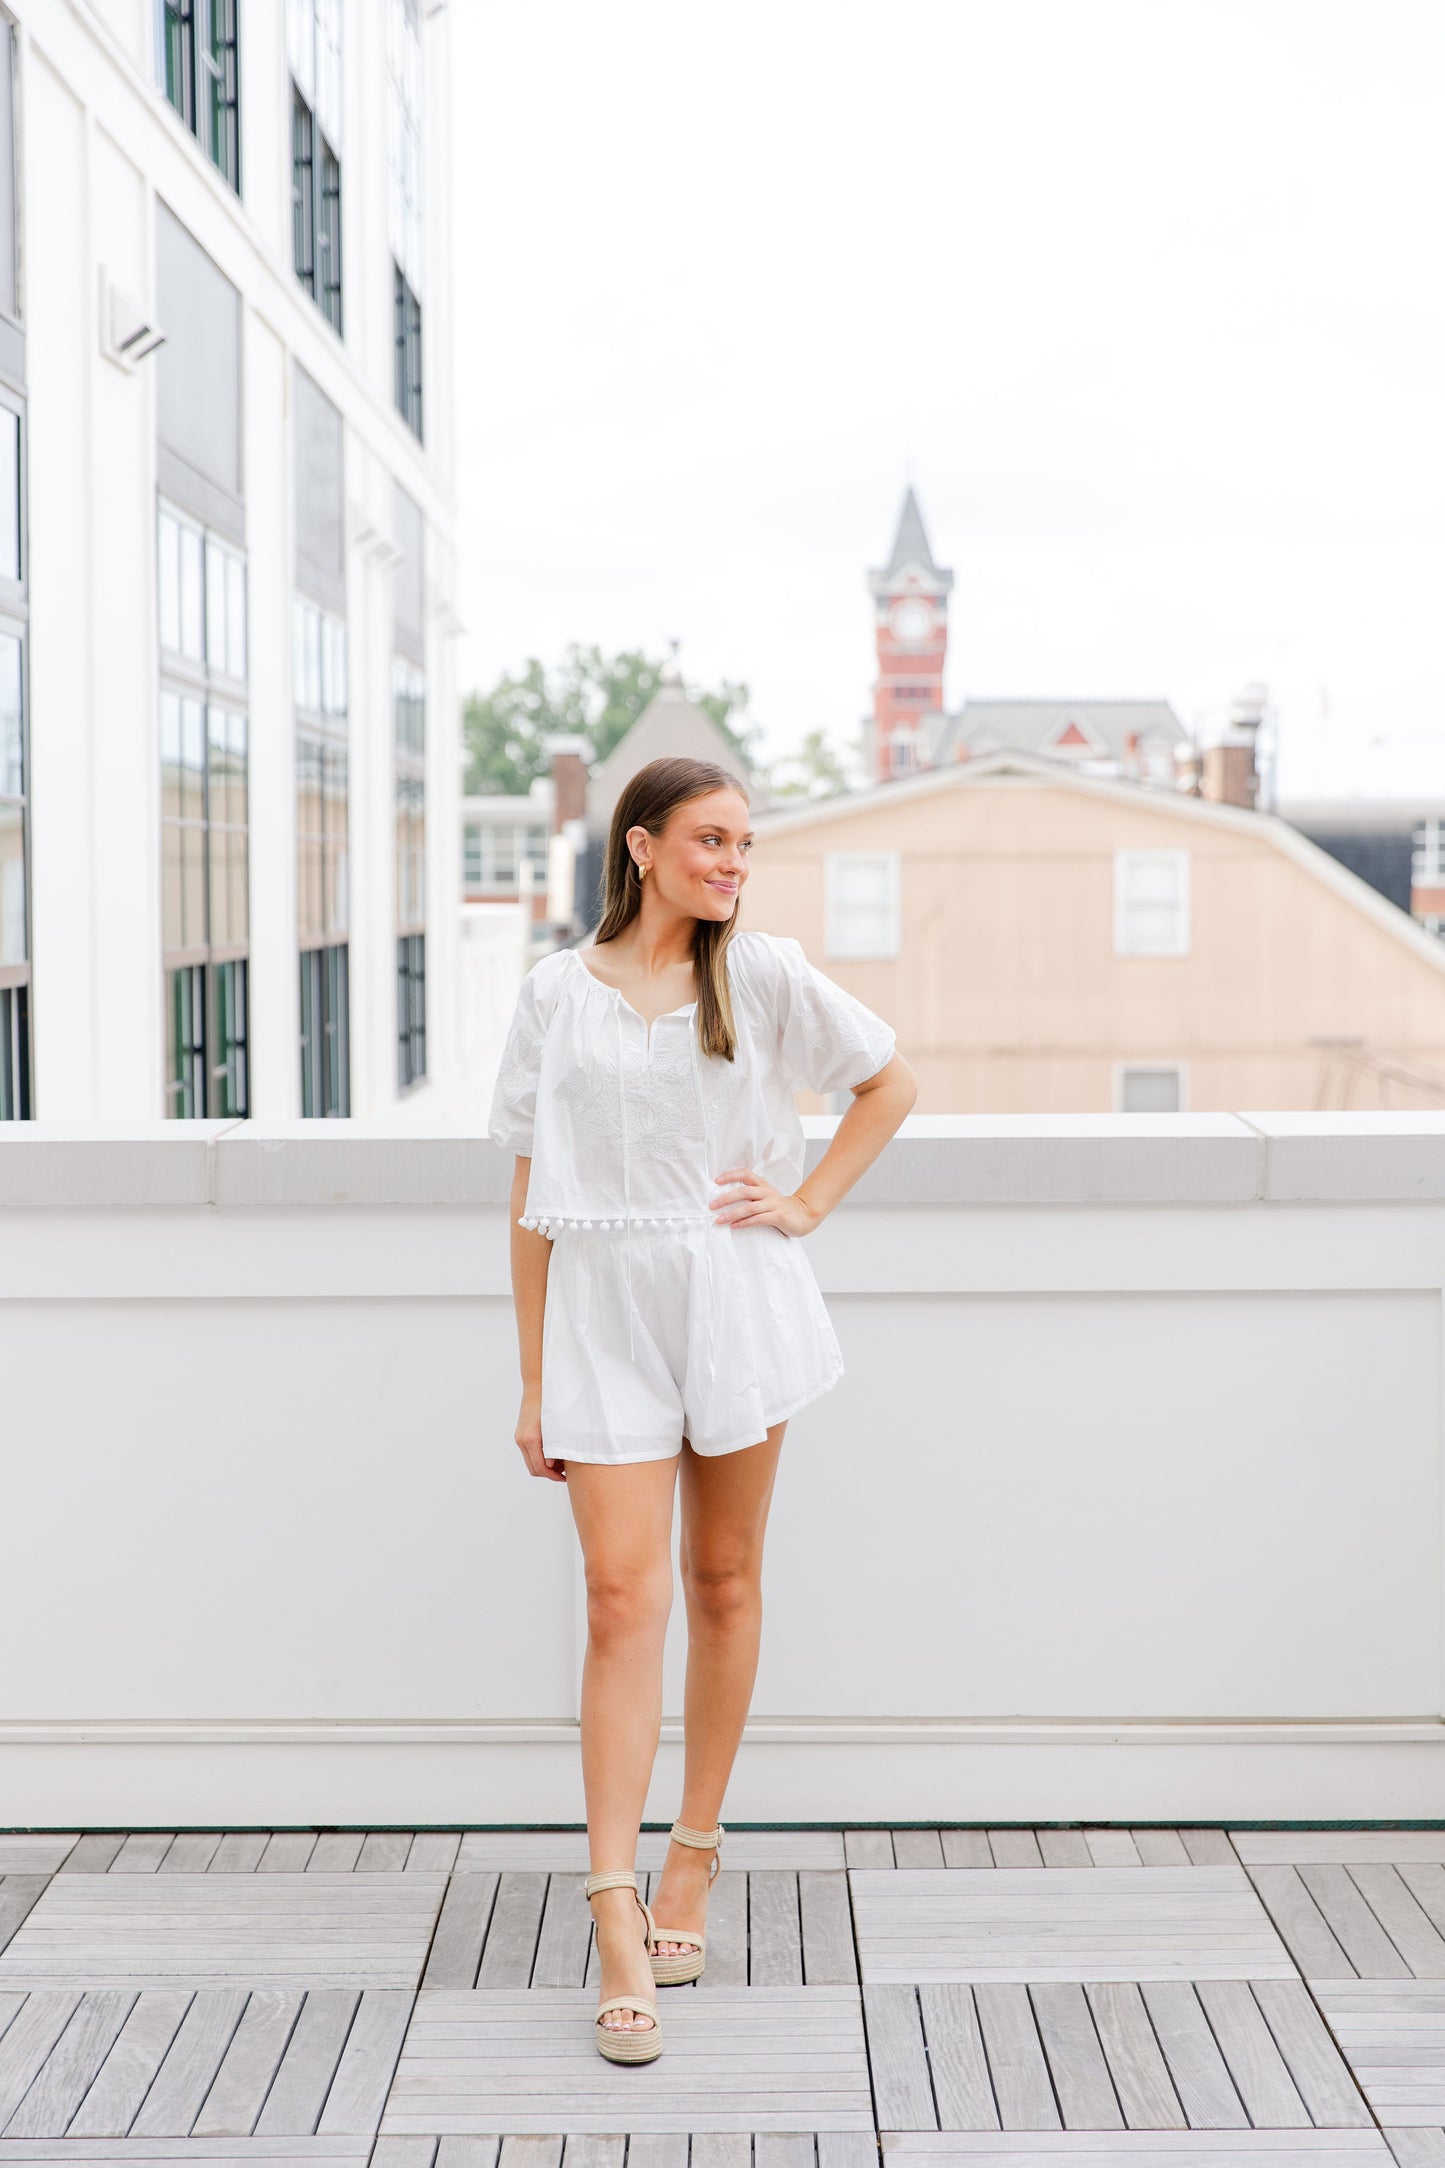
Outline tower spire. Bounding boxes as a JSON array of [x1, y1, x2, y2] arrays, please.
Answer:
[[866, 483, 954, 784]]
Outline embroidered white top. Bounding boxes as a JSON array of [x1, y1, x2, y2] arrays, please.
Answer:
[[486, 928, 898, 1234]]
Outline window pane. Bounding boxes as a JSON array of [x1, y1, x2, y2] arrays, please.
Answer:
[[0, 800, 23, 965], [205, 536, 226, 670], [226, 552, 246, 679], [287, 0, 315, 101], [158, 510, 181, 653], [179, 520, 204, 660], [182, 818, 206, 949], [0, 630, 20, 798], [208, 818, 231, 947], [292, 598, 308, 707], [162, 813, 184, 951], [0, 407, 20, 584], [181, 697, 205, 820]]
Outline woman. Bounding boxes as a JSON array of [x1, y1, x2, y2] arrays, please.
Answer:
[[487, 753, 916, 2065]]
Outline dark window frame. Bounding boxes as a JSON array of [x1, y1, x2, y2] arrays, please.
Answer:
[[393, 263, 423, 439], [291, 83, 343, 334], [161, 0, 241, 194], [397, 932, 425, 1091], [300, 937, 350, 1117]]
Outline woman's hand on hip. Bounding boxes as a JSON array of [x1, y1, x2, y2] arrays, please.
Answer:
[[516, 1386, 567, 1482], [710, 1167, 820, 1238]]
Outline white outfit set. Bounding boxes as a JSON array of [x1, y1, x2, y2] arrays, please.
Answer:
[[487, 929, 897, 1464]]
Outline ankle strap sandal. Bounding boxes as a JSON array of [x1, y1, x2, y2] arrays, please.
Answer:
[[649, 1822, 726, 1987], [583, 1870, 662, 2063]]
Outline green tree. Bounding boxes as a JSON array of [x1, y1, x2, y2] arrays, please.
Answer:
[[462, 642, 761, 796], [762, 727, 854, 802]]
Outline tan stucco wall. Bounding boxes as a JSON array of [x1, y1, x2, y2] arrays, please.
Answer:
[[739, 779, 1445, 1112]]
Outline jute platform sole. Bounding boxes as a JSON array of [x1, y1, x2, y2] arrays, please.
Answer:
[[649, 1819, 725, 1987], [584, 1868, 663, 2064]]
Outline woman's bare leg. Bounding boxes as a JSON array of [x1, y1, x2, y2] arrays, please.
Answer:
[[565, 1454, 679, 2033], [650, 1420, 787, 1955]]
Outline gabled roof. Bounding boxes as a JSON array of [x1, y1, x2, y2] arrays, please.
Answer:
[[868, 485, 955, 596], [751, 746, 1445, 984], [930, 696, 1189, 766]]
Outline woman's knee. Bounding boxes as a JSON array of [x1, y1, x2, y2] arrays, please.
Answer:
[[585, 1563, 673, 1645], [681, 1553, 760, 1621]]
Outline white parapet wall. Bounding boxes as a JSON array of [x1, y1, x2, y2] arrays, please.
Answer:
[[2, 1113, 1444, 1827]]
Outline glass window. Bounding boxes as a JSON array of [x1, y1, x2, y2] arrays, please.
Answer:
[[393, 265, 423, 439], [1114, 849, 1190, 956], [296, 588, 351, 1119], [158, 498, 250, 1116], [160, 0, 240, 194], [397, 932, 425, 1090], [1118, 1065, 1185, 1114], [824, 849, 901, 959], [0, 406, 19, 585], [300, 938, 349, 1117]]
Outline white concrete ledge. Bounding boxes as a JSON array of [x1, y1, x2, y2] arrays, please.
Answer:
[[4, 1112, 1445, 1207]]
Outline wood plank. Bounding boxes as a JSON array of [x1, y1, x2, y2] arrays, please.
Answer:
[[498, 2144, 562, 2168], [422, 1879, 496, 1993], [161, 1840, 223, 1877], [0, 1997, 82, 2130], [316, 1990, 413, 2136], [755, 2139, 815, 2168], [2, 1991, 136, 2138], [0, 2146, 370, 2164], [973, 1983, 1058, 2128], [750, 1870, 803, 1988], [113, 1839, 176, 1876], [475, 1876, 546, 1990], [258, 1839, 318, 1877], [879, 2139, 1392, 2164], [1085, 1833, 1143, 1869], [356, 1838, 412, 1877], [372, 2144, 438, 2168], [1194, 1982, 1310, 2127], [941, 1834, 994, 1870], [1299, 1868, 1412, 1979], [307, 1840, 364, 1875], [57, 1839, 125, 1876], [66, 1992, 193, 2137], [555, 2140, 620, 2168], [852, 1868, 1294, 1984], [801, 1871, 857, 1986], [691, 2139, 752, 2168], [1249, 1979, 1374, 2128], [1134, 1834, 1191, 1867], [1037, 1833, 1092, 1869], [845, 1832, 895, 1871], [1031, 1981, 1124, 2128], [987, 1835, 1041, 1870], [1349, 1868, 1445, 1978], [1313, 1979, 1445, 2125], [407, 1838, 462, 1876], [0, 1886, 46, 1960], [865, 1982, 935, 2131], [208, 1838, 267, 1875], [1233, 1836, 1445, 1866], [435, 2142, 499, 2168], [1180, 1831, 1239, 1867], [386, 1985, 871, 2136], [253, 1992, 358, 2137], [1247, 1868, 1357, 1982], [129, 1991, 249, 2138], [919, 1983, 997, 2130], [532, 1875, 590, 1990], [1086, 1982, 1186, 2130], [1382, 2135, 1445, 2168], [628, 2139, 690, 2168], [191, 1991, 302, 2137], [820, 2139, 884, 2168], [1139, 1982, 1248, 2128], [894, 1833, 945, 1870], [0, 1847, 74, 1878]]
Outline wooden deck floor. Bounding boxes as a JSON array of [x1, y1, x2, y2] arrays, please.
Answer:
[[0, 1827, 1442, 2162]]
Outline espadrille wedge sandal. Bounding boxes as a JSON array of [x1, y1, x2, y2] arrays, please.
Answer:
[[584, 1869, 663, 2063], [649, 1820, 725, 1986]]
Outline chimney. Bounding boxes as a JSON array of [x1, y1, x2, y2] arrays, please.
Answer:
[[543, 731, 590, 833], [1200, 683, 1265, 810]]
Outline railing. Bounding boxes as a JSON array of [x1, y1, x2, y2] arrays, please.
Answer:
[[3, 1113, 1444, 1826]]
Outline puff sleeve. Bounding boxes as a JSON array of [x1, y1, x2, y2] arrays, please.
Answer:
[[486, 964, 550, 1155], [772, 935, 897, 1096]]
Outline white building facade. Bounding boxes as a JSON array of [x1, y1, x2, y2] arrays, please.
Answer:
[[1, 0, 459, 1121]]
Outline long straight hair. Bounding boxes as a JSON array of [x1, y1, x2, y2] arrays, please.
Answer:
[[592, 755, 749, 1061]]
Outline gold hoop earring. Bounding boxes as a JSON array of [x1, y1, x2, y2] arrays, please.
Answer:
[[637, 862, 649, 881]]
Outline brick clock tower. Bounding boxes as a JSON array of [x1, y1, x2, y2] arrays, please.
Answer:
[[867, 485, 953, 782]]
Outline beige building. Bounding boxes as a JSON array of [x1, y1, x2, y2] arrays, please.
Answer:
[[742, 750, 1445, 1114]]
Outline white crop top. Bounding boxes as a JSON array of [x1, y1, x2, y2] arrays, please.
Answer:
[[486, 928, 898, 1236]]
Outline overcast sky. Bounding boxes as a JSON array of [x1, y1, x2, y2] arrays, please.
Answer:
[[451, 0, 1444, 803]]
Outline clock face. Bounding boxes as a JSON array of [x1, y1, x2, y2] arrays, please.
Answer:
[[890, 598, 935, 645]]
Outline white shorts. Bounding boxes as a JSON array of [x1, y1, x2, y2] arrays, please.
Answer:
[[539, 1218, 845, 1464]]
